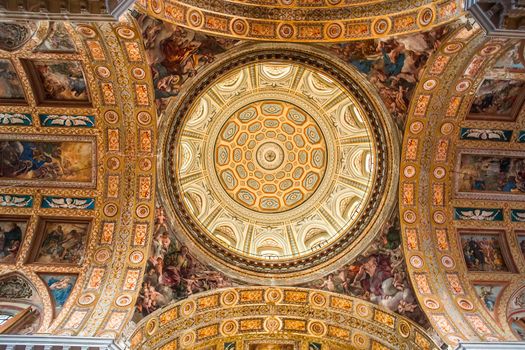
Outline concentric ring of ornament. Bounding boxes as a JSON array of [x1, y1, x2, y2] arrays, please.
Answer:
[[214, 100, 327, 213], [158, 44, 398, 283]]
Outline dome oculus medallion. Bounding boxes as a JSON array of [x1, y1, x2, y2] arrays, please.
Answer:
[[159, 45, 399, 282]]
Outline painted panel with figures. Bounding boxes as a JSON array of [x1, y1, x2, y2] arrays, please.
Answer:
[[459, 231, 512, 272], [0, 136, 96, 187], [473, 283, 505, 313], [40, 274, 77, 316], [22, 60, 89, 105], [29, 219, 90, 266], [0, 59, 26, 103], [0, 217, 28, 264], [456, 153, 525, 195], [467, 79, 525, 121]]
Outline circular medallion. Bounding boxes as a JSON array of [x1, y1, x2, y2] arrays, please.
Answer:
[[159, 45, 398, 283], [96, 66, 111, 79], [116, 294, 133, 307], [433, 210, 446, 224], [187, 10, 204, 28], [132, 67, 146, 80], [423, 79, 437, 91], [78, 293, 96, 306], [309, 292, 327, 307], [95, 248, 111, 263], [103, 203, 118, 217], [443, 42, 462, 54], [455, 79, 471, 92], [308, 320, 327, 336], [278, 24, 294, 39], [433, 167, 446, 179], [221, 290, 239, 306], [441, 255, 455, 269], [231, 19, 249, 36], [139, 157, 152, 171], [137, 111, 152, 125], [264, 288, 283, 303], [403, 165, 416, 178], [135, 204, 150, 218], [116, 26, 135, 39], [264, 316, 282, 333], [409, 255, 424, 268], [107, 157, 120, 170], [410, 121, 424, 134], [129, 250, 144, 264], [398, 320, 411, 338], [104, 110, 119, 124], [424, 298, 440, 310], [373, 18, 390, 35], [326, 23, 343, 39], [220, 320, 238, 336], [76, 25, 96, 38], [418, 7, 434, 27]]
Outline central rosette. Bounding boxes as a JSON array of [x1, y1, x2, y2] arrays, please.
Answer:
[[214, 101, 327, 213]]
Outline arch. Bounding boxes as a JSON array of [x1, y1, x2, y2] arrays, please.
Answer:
[[131, 287, 440, 350]]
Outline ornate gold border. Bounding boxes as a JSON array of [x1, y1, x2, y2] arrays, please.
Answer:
[[131, 287, 439, 350], [134, 0, 462, 42]]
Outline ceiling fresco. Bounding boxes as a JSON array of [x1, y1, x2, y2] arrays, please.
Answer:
[[1, 2, 524, 349], [399, 21, 525, 344]]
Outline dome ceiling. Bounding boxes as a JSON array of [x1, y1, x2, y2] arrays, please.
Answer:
[[135, 0, 462, 42], [158, 44, 399, 284]]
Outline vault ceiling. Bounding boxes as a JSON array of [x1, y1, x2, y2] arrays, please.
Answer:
[[400, 24, 525, 344], [135, 0, 462, 42]]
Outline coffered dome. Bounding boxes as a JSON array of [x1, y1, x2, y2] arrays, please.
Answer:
[[158, 44, 399, 284]]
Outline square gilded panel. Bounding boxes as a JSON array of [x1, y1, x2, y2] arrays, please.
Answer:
[[458, 229, 514, 273], [466, 78, 525, 121], [28, 217, 91, 266], [454, 149, 525, 201], [21, 59, 91, 106], [0, 134, 96, 188], [0, 216, 29, 263]]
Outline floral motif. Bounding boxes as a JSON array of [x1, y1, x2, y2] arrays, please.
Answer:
[[454, 208, 503, 221], [41, 196, 95, 210], [39, 114, 95, 127], [0, 194, 33, 207], [511, 210, 525, 222], [459, 128, 511, 141], [0, 113, 32, 125]]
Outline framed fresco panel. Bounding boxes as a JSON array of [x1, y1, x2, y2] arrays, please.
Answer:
[[28, 218, 91, 266], [0, 59, 26, 104], [21, 59, 90, 106], [39, 274, 77, 316], [454, 149, 525, 201], [466, 78, 525, 121], [0, 216, 28, 264], [458, 229, 514, 273], [472, 281, 507, 314], [0, 134, 96, 188]]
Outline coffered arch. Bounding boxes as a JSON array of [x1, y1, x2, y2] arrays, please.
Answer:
[[400, 22, 525, 345]]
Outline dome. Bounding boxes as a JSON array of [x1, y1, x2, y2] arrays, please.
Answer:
[[158, 44, 399, 284]]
